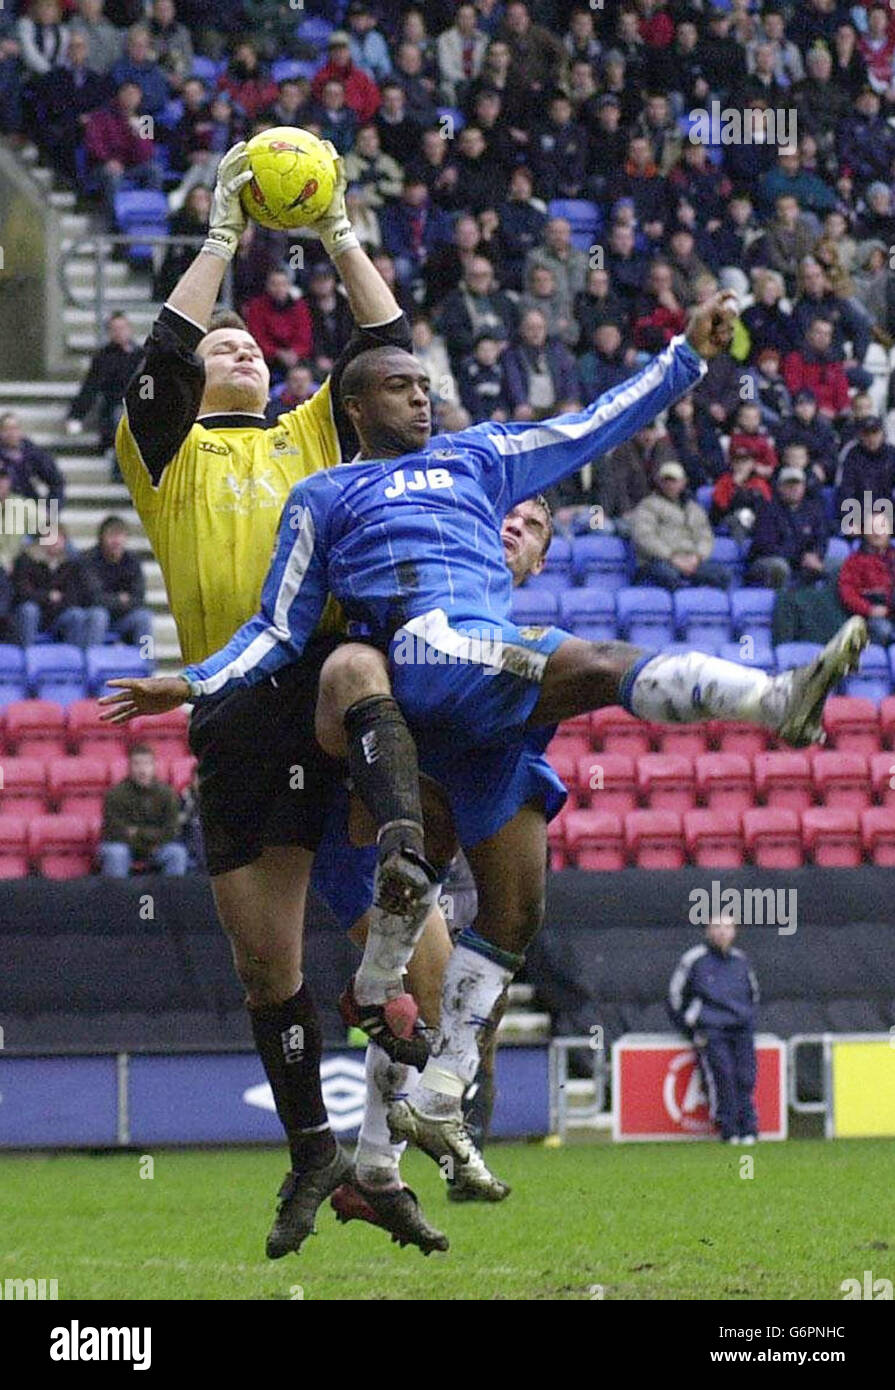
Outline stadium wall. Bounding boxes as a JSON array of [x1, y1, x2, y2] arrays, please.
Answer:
[[0, 146, 51, 380], [0, 871, 893, 1051]]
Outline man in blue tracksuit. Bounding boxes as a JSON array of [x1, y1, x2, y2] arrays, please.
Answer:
[[668, 915, 760, 1143]]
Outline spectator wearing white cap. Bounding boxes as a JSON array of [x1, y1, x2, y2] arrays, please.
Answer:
[[630, 461, 731, 590]]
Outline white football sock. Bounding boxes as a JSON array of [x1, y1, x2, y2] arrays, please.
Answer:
[[354, 874, 443, 1006], [626, 651, 792, 729], [416, 939, 516, 1119], [356, 1042, 412, 1189]]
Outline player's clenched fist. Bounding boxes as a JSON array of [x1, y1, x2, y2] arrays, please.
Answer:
[[685, 290, 738, 360], [99, 676, 191, 724]]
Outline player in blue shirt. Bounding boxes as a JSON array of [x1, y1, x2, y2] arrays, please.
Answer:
[[103, 294, 867, 1194]]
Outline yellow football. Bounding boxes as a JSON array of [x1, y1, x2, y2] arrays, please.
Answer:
[[240, 126, 338, 231]]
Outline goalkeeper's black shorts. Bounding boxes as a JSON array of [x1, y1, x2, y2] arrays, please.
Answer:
[[188, 634, 345, 876]]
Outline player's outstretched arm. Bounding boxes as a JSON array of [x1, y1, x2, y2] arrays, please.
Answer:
[[469, 291, 738, 511]]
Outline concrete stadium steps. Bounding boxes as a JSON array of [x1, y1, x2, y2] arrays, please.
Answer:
[[499, 982, 550, 1044]]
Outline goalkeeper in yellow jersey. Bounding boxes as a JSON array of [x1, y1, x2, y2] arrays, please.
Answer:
[[115, 142, 451, 1258]]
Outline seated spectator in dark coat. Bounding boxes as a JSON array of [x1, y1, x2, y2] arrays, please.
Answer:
[[791, 256, 872, 384], [854, 180, 895, 247], [374, 81, 421, 167], [666, 395, 725, 486], [152, 185, 211, 303], [312, 77, 359, 155], [741, 270, 796, 357], [693, 350, 742, 430], [262, 75, 313, 129], [502, 309, 579, 421], [836, 415, 895, 523], [771, 574, 848, 644], [13, 528, 108, 647], [66, 311, 139, 453], [405, 124, 461, 210], [710, 445, 773, 544], [84, 80, 163, 221], [110, 23, 168, 115], [607, 134, 672, 239], [746, 346, 793, 428], [243, 267, 312, 378], [707, 192, 765, 275], [447, 123, 507, 213], [630, 461, 730, 590], [391, 39, 438, 124], [574, 267, 630, 343], [458, 332, 511, 422], [750, 193, 816, 296], [836, 84, 895, 188], [0, 411, 64, 505], [577, 322, 636, 402], [585, 93, 628, 201], [437, 256, 516, 368], [100, 744, 187, 877], [216, 38, 277, 120], [605, 221, 650, 309], [496, 165, 548, 293], [783, 317, 851, 420], [747, 466, 829, 588], [838, 511, 895, 645], [379, 177, 453, 287], [29, 30, 112, 181], [668, 141, 730, 228], [83, 514, 151, 646], [774, 388, 839, 480], [530, 90, 588, 201], [305, 262, 354, 377]]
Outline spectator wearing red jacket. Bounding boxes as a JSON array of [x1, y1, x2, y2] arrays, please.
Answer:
[[728, 401, 779, 475], [783, 318, 851, 419], [710, 444, 773, 542], [632, 260, 686, 352], [838, 510, 895, 644], [243, 268, 313, 379], [216, 40, 277, 120], [84, 79, 162, 222], [312, 30, 380, 124]]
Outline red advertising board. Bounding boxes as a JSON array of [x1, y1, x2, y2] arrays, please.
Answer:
[[612, 1033, 787, 1141]]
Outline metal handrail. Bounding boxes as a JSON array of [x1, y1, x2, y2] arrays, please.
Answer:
[[57, 232, 231, 338]]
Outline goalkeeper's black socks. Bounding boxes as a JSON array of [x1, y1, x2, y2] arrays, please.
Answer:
[[249, 983, 336, 1174], [344, 694, 426, 861]]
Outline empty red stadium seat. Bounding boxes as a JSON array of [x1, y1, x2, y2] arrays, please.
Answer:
[[547, 805, 568, 870], [5, 701, 66, 757], [822, 697, 880, 756], [870, 751, 895, 806], [591, 707, 653, 757], [565, 809, 625, 870], [126, 709, 191, 757], [553, 713, 592, 745], [28, 814, 95, 878], [695, 752, 754, 813], [624, 809, 685, 869], [546, 734, 591, 767], [655, 726, 708, 759], [168, 755, 197, 794], [546, 744, 580, 800], [712, 721, 770, 758], [575, 751, 637, 814], [0, 814, 30, 878], [879, 696, 895, 749], [47, 756, 111, 817], [743, 807, 803, 868], [860, 807, 895, 866], [684, 808, 745, 868], [754, 751, 813, 812], [66, 699, 128, 756], [637, 753, 696, 811], [811, 751, 871, 810], [802, 807, 862, 868], [0, 756, 49, 818]]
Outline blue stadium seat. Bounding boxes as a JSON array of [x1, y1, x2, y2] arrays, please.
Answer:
[[711, 535, 743, 583], [547, 199, 602, 251], [822, 486, 837, 524], [731, 587, 776, 636], [572, 533, 630, 590], [158, 98, 183, 129], [719, 639, 776, 673], [113, 190, 169, 266], [271, 58, 307, 83], [86, 644, 154, 696], [617, 587, 673, 646], [660, 640, 724, 657], [436, 106, 465, 132], [511, 588, 559, 626], [190, 56, 224, 83], [826, 536, 853, 569], [696, 485, 713, 512], [559, 589, 615, 627], [25, 645, 85, 705], [673, 587, 731, 644], [523, 570, 570, 595], [775, 642, 823, 671], [543, 536, 572, 574], [296, 15, 335, 47], [0, 645, 26, 709], [845, 643, 891, 701]]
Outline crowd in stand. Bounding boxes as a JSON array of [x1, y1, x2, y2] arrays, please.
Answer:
[[4, 3, 895, 691]]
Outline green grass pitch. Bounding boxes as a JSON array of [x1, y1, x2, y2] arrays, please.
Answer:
[[1, 1138, 892, 1300]]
